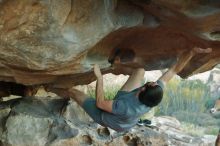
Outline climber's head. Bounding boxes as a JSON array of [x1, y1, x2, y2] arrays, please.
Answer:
[[138, 81, 164, 107]]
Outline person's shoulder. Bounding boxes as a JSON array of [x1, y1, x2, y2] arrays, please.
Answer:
[[115, 89, 136, 98]]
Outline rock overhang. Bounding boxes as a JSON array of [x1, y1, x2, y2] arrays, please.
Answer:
[[0, 0, 219, 87]]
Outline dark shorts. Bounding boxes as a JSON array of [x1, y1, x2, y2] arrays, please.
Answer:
[[82, 98, 104, 126]]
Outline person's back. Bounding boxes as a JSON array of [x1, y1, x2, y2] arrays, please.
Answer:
[[102, 88, 151, 132]]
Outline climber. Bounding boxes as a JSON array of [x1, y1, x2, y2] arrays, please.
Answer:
[[47, 47, 211, 132]]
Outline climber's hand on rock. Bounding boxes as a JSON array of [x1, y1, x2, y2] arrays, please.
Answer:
[[94, 64, 102, 78], [192, 47, 212, 55]]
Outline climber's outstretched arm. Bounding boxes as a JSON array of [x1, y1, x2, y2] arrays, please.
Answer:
[[159, 47, 212, 84], [111, 58, 145, 92], [119, 68, 145, 92]]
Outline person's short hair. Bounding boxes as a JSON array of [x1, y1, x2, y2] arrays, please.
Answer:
[[138, 83, 163, 107]]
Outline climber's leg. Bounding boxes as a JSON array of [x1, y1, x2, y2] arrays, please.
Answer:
[[48, 87, 88, 106], [81, 97, 105, 125], [48, 87, 105, 125], [68, 89, 105, 125], [68, 88, 90, 106]]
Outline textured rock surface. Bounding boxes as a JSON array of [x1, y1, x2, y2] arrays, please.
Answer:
[[207, 69, 220, 97], [0, 97, 217, 146], [0, 0, 220, 88]]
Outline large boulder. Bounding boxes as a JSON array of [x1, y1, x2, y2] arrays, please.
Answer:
[[0, 97, 169, 146], [0, 97, 216, 146], [0, 0, 220, 88]]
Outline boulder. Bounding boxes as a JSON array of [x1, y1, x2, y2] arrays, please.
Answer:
[[5, 114, 53, 146], [207, 69, 220, 97], [151, 116, 217, 146], [0, 97, 217, 146], [0, 107, 10, 139], [0, 0, 220, 88], [0, 97, 169, 146]]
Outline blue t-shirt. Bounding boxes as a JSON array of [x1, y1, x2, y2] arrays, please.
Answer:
[[101, 80, 164, 132]]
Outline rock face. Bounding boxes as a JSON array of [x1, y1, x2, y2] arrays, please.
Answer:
[[0, 0, 220, 88], [0, 97, 216, 146], [207, 69, 220, 97]]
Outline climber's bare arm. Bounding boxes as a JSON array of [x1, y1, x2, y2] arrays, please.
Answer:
[[111, 56, 145, 92], [158, 53, 194, 84], [159, 47, 212, 84], [94, 64, 113, 113], [120, 68, 145, 92]]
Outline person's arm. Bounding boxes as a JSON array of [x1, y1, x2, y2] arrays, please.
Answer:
[[120, 67, 145, 92], [94, 64, 113, 113], [112, 60, 145, 92], [159, 47, 212, 84]]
